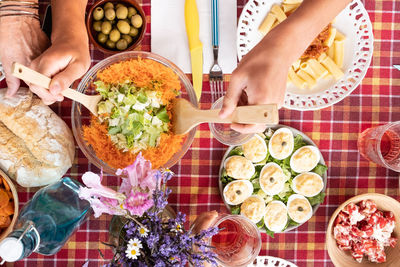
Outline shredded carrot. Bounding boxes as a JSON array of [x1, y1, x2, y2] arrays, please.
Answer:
[[83, 58, 185, 169], [97, 58, 181, 104]]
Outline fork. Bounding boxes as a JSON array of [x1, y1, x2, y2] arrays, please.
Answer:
[[209, 0, 224, 103]]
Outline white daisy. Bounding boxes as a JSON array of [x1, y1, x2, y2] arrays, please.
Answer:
[[125, 245, 140, 260], [171, 223, 183, 233], [138, 226, 149, 237], [128, 238, 143, 249]]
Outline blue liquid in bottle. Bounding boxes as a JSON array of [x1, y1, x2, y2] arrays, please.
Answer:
[[0, 178, 91, 262]]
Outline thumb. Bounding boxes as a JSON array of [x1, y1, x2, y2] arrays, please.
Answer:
[[5, 73, 20, 98], [49, 62, 86, 97], [219, 75, 246, 119]]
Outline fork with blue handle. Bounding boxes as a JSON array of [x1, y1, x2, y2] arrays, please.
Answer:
[[209, 0, 224, 103]]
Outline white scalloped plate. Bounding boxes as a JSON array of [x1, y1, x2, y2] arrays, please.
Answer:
[[237, 0, 374, 110], [248, 256, 298, 267]]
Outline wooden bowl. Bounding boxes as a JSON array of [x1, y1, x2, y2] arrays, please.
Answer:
[[326, 193, 400, 267], [86, 0, 146, 54], [0, 169, 19, 241]]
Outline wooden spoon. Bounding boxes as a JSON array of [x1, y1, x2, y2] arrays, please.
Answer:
[[172, 98, 279, 135], [11, 63, 102, 116]]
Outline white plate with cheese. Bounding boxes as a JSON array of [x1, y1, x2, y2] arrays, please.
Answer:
[[237, 0, 373, 110]]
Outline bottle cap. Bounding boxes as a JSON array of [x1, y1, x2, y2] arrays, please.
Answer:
[[0, 237, 23, 262]]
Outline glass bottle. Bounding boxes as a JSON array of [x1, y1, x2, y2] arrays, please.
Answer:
[[0, 177, 91, 263]]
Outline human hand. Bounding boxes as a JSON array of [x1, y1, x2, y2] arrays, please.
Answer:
[[191, 210, 218, 234], [28, 33, 90, 105], [0, 16, 50, 97], [219, 33, 294, 134]]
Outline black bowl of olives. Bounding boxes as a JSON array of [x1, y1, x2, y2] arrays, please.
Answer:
[[86, 0, 146, 53]]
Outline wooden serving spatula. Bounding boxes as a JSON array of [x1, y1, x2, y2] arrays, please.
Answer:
[[172, 98, 279, 135], [11, 63, 102, 116]]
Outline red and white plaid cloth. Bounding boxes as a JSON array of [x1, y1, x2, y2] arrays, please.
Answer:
[[1, 0, 399, 266]]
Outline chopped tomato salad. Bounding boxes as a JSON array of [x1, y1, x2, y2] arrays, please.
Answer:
[[333, 199, 397, 263]]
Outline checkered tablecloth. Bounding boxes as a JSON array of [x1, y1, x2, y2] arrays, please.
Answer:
[[2, 0, 400, 266]]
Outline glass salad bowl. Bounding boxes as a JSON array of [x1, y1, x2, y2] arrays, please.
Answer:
[[71, 51, 198, 174]]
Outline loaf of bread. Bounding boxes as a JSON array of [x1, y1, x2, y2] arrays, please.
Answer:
[[0, 88, 75, 187]]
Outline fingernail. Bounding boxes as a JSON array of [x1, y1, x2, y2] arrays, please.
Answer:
[[50, 83, 62, 95], [56, 95, 64, 102]]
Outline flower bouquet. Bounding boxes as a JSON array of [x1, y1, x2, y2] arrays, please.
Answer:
[[79, 154, 219, 267]]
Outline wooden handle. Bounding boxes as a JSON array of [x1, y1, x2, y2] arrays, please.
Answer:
[[197, 104, 279, 124], [11, 63, 82, 102]]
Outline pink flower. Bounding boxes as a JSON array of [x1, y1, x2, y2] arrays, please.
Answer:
[[78, 172, 126, 218], [123, 191, 153, 216], [116, 153, 158, 193]]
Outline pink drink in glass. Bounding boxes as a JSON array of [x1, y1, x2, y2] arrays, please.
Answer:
[[358, 122, 400, 172], [210, 215, 261, 267]]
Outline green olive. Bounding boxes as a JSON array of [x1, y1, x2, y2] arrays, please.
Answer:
[[116, 6, 128, 19], [106, 40, 116, 49], [116, 39, 128, 50], [93, 21, 102, 32], [131, 14, 143, 28], [115, 3, 125, 9], [103, 2, 114, 10], [97, 33, 107, 44], [122, 34, 133, 44], [105, 8, 116, 20], [109, 29, 121, 42], [129, 27, 139, 37], [117, 20, 130, 34], [101, 21, 112, 34], [128, 7, 137, 18], [93, 7, 104, 20]]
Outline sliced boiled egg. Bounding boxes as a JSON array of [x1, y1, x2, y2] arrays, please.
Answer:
[[268, 128, 294, 160], [224, 156, 255, 180], [287, 194, 313, 224], [240, 196, 266, 223], [292, 172, 324, 197], [290, 145, 320, 173], [241, 134, 268, 163], [259, 163, 286, 196], [264, 201, 288, 232], [223, 180, 254, 206]]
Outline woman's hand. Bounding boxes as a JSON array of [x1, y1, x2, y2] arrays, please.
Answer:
[[219, 34, 293, 134], [29, 35, 90, 105], [0, 16, 50, 97], [191, 210, 218, 234]]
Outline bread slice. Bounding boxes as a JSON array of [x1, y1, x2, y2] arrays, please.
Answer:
[[0, 88, 75, 187]]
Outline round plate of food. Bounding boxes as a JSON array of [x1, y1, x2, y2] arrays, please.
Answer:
[[237, 0, 373, 110], [219, 125, 328, 237]]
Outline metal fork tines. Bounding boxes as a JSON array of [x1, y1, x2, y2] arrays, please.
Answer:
[[209, 0, 224, 103], [209, 48, 224, 102]]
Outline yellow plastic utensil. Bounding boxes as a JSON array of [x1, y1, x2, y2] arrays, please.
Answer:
[[185, 0, 203, 102]]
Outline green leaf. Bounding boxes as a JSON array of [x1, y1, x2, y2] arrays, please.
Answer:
[[156, 108, 170, 123], [256, 218, 265, 229], [264, 226, 275, 238], [307, 192, 326, 206], [228, 146, 243, 157], [108, 126, 121, 135], [137, 92, 148, 103], [312, 164, 328, 177], [293, 134, 307, 152], [251, 179, 261, 190], [231, 206, 240, 215], [288, 219, 300, 227]]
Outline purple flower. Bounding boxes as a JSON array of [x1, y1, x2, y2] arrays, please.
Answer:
[[123, 191, 153, 216]]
